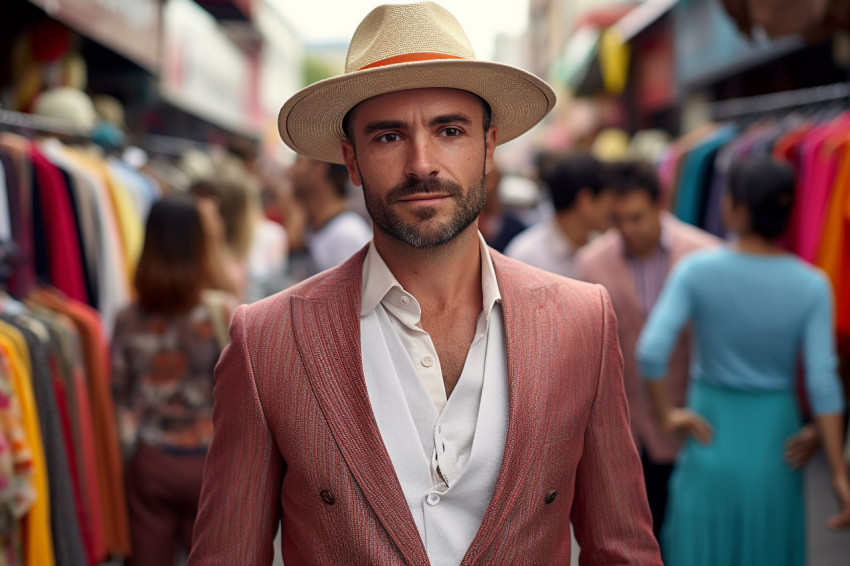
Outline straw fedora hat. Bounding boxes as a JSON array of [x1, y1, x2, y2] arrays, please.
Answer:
[[279, 1, 556, 164]]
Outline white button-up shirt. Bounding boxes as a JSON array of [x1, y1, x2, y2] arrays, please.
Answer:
[[360, 233, 509, 565]]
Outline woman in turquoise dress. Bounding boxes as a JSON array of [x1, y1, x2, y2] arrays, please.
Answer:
[[637, 157, 850, 566]]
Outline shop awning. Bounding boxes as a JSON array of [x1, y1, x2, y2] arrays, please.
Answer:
[[556, 3, 638, 96], [557, 26, 601, 90]]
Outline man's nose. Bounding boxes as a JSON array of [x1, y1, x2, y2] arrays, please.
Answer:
[[404, 133, 439, 180]]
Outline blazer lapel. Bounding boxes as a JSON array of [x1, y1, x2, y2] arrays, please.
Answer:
[[291, 256, 429, 566], [461, 253, 548, 565]]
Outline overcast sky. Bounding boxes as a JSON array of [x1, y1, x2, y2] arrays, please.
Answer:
[[277, 0, 530, 60]]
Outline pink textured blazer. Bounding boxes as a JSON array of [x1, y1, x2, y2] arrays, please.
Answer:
[[188, 247, 661, 565], [576, 213, 721, 463]]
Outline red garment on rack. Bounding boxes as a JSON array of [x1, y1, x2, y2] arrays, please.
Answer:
[[29, 146, 88, 304]]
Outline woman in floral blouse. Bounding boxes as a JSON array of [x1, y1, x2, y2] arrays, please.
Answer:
[[111, 195, 237, 566]]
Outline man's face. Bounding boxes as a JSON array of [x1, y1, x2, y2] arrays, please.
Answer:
[[340, 88, 496, 248], [579, 190, 613, 233], [610, 190, 661, 256]]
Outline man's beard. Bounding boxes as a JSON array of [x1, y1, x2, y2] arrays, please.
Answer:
[[363, 175, 486, 248]]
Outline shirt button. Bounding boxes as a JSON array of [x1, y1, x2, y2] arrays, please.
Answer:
[[426, 492, 440, 506], [544, 490, 557, 505], [400, 295, 410, 306], [421, 356, 434, 368]]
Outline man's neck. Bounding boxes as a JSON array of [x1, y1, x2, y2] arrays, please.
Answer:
[[373, 224, 483, 313], [555, 210, 590, 249]]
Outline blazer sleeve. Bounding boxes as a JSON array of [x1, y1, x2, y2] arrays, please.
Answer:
[[570, 286, 662, 566], [188, 306, 284, 566]]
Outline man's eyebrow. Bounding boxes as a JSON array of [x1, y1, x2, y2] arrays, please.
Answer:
[[363, 120, 406, 135], [430, 113, 472, 126]]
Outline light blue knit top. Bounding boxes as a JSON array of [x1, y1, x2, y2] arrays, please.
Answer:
[[637, 247, 845, 415]]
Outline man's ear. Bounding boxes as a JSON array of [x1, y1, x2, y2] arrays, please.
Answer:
[[341, 140, 362, 187], [483, 126, 497, 176]]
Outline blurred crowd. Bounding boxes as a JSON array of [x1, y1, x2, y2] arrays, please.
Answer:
[[2, 81, 849, 565]]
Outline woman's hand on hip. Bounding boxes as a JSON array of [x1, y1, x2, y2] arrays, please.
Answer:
[[665, 408, 713, 445]]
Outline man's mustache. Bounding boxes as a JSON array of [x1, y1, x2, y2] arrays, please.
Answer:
[[387, 177, 464, 201]]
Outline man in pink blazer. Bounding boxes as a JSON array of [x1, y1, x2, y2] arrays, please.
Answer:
[[189, 3, 661, 565], [575, 161, 721, 544]]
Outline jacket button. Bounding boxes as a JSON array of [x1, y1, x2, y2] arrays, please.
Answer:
[[545, 490, 557, 505], [320, 490, 335, 505]]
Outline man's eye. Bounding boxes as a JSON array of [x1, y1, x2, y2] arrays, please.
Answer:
[[441, 127, 462, 137], [377, 133, 400, 143]]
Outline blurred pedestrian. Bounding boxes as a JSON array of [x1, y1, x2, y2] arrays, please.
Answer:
[[478, 165, 527, 252], [111, 195, 238, 566], [504, 152, 611, 277], [576, 160, 721, 545], [637, 157, 850, 566], [189, 180, 243, 298], [290, 155, 371, 275]]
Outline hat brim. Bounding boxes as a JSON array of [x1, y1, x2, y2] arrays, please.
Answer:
[[278, 59, 557, 164]]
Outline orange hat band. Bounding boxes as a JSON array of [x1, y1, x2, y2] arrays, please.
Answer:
[[358, 52, 466, 71]]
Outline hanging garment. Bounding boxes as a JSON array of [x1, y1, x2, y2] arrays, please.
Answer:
[[1, 315, 87, 566], [0, 325, 53, 566], [30, 308, 106, 563], [0, 350, 36, 566], [28, 289, 131, 557], [29, 146, 88, 304], [0, 135, 36, 297], [674, 125, 737, 227]]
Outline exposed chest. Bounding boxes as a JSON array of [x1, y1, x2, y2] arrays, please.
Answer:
[[422, 306, 480, 397]]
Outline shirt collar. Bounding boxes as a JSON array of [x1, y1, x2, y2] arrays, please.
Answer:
[[360, 233, 502, 320]]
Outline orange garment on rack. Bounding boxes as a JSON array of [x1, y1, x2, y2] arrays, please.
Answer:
[[816, 135, 850, 353], [28, 289, 131, 558], [0, 324, 53, 566]]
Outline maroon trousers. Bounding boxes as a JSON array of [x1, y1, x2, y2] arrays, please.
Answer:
[[125, 443, 207, 566]]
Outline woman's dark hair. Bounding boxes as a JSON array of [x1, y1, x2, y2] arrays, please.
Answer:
[[135, 195, 211, 314], [727, 157, 796, 239]]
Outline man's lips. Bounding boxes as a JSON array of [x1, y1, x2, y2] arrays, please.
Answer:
[[398, 193, 451, 203]]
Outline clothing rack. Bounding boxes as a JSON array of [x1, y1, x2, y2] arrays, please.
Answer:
[[141, 133, 212, 157], [0, 108, 92, 137], [709, 83, 850, 121]]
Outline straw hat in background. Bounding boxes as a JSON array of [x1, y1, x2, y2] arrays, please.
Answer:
[[279, 1, 556, 164], [32, 86, 97, 130]]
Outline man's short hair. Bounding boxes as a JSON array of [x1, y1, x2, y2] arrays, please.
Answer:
[[605, 160, 661, 203], [542, 153, 606, 212], [341, 94, 492, 143]]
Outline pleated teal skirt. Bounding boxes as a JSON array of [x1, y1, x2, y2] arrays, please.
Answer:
[[662, 380, 805, 566]]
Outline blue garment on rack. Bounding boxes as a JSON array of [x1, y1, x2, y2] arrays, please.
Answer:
[[674, 125, 737, 227]]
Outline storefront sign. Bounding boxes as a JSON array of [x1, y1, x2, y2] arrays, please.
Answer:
[[161, 0, 259, 134], [28, 0, 160, 71]]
